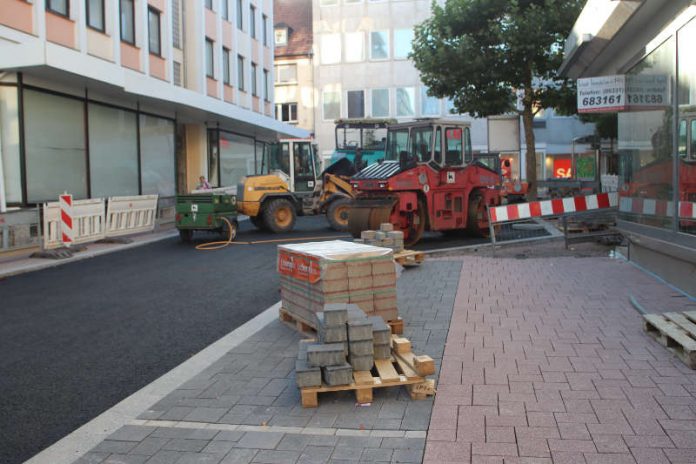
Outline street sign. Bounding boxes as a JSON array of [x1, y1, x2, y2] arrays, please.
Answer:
[[577, 74, 670, 113]]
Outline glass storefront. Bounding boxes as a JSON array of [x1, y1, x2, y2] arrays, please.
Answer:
[[0, 86, 21, 204], [219, 131, 256, 187], [140, 114, 176, 197], [677, 18, 696, 236]]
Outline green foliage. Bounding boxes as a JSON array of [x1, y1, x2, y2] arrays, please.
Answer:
[[410, 0, 583, 118]]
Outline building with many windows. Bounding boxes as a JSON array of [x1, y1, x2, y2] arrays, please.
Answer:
[[310, 0, 595, 179], [273, 0, 314, 133], [0, 0, 306, 223], [561, 0, 696, 294]]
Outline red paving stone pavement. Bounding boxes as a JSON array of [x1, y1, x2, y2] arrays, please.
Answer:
[[424, 256, 696, 464]]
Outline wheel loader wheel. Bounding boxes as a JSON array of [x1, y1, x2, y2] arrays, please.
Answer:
[[466, 193, 489, 237], [249, 214, 266, 230], [263, 198, 296, 233], [326, 198, 352, 231]]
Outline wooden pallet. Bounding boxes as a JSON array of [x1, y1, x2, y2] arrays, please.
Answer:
[[394, 249, 425, 267], [299, 357, 435, 407], [644, 311, 696, 369], [279, 307, 404, 335]]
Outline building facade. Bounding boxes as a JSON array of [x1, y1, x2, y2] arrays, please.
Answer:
[[310, 0, 595, 178], [0, 0, 307, 221], [561, 0, 696, 294], [273, 0, 314, 133]]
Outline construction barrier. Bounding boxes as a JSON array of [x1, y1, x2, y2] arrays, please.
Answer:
[[487, 192, 620, 246], [43, 198, 106, 250], [59, 193, 74, 247], [105, 195, 158, 238]]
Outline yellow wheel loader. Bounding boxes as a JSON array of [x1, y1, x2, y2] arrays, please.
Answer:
[[236, 139, 356, 233]]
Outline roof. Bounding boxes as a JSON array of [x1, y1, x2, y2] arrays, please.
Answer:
[[274, 0, 313, 58]]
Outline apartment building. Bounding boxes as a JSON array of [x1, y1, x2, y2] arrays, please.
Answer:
[[273, 0, 314, 133], [0, 0, 307, 217], [310, 0, 595, 179]]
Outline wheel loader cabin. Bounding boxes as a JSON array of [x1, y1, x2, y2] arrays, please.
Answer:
[[348, 119, 502, 246]]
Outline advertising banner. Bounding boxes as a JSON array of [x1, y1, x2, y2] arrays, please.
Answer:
[[577, 74, 670, 113]]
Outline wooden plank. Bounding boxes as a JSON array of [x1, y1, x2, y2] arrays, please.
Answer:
[[353, 371, 375, 386], [392, 337, 411, 354], [393, 354, 421, 381], [684, 311, 696, 324], [355, 387, 373, 404], [374, 359, 401, 383], [644, 314, 696, 350], [664, 312, 696, 340]]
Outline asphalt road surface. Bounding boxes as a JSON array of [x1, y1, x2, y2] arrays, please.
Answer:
[[0, 215, 491, 464]]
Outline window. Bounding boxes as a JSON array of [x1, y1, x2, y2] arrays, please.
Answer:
[[410, 127, 433, 163], [275, 64, 297, 83], [236, 0, 243, 30], [221, 0, 229, 20], [87, 0, 105, 31], [371, 88, 389, 117], [205, 0, 213, 9], [172, 0, 182, 48], [323, 90, 341, 120], [275, 28, 288, 46], [394, 29, 414, 59], [320, 0, 338, 5], [396, 87, 415, 117], [347, 90, 365, 118], [321, 34, 341, 64], [148, 8, 161, 56], [420, 87, 440, 116], [276, 103, 298, 122], [263, 69, 270, 101], [445, 127, 463, 165], [249, 5, 256, 39], [223, 47, 231, 84], [46, 0, 69, 16], [345, 32, 364, 62], [262, 15, 268, 46], [120, 0, 135, 44], [205, 39, 214, 78], [251, 63, 258, 96], [434, 127, 442, 164], [237, 55, 245, 91], [370, 31, 389, 60]]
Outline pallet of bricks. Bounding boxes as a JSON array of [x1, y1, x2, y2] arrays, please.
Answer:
[[278, 240, 403, 335], [295, 303, 436, 407], [354, 223, 425, 267]]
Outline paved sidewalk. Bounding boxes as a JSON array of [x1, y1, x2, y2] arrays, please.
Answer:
[[425, 256, 696, 464], [70, 261, 462, 464]]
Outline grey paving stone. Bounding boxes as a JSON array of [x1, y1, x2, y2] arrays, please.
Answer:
[[219, 448, 259, 464], [93, 440, 138, 454], [330, 447, 363, 461], [236, 431, 285, 450], [360, 447, 394, 462], [379, 438, 425, 450], [276, 433, 312, 451], [202, 440, 238, 455], [176, 452, 224, 464], [74, 452, 110, 464], [130, 437, 170, 456], [158, 407, 197, 421], [337, 436, 383, 448], [161, 438, 210, 452], [251, 449, 301, 463], [390, 448, 424, 463], [150, 428, 217, 440], [108, 426, 156, 442], [103, 454, 148, 464], [213, 431, 244, 442], [143, 450, 184, 464], [297, 446, 334, 464], [184, 407, 230, 423]]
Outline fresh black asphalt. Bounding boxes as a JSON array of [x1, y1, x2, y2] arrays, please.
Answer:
[[0, 215, 490, 464]]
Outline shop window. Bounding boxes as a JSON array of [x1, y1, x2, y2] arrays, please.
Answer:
[[396, 87, 414, 117], [323, 90, 340, 120], [370, 31, 389, 60], [678, 18, 696, 236], [321, 34, 341, 64], [140, 115, 175, 196], [276, 103, 298, 123], [347, 90, 365, 118], [394, 29, 414, 59], [87, 0, 105, 31], [220, 132, 256, 187], [88, 104, 139, 198], [0, 87, 21, 204], [371, 88, 389, 117], [120, 0, 135, 44], [345, 32, 364, 62], [24, 90, 87, 202], [148, 7, 161, 56]]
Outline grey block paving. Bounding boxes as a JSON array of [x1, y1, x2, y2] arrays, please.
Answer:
[[75, 261, 461, 464]]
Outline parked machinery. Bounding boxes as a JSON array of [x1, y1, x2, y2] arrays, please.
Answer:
[[347, 119, 503, 246], [236, 139, 356, 233], [329, 118, 395, 168]]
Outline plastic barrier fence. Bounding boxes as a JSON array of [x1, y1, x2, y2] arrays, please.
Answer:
[[43, 198, 106, 250], [105, 195, 158, 238]]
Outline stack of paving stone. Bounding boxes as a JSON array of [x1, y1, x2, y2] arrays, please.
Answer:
[[295, 303, 392, 388], [278, 240, 398, 325], [353, 223, 405, 252]]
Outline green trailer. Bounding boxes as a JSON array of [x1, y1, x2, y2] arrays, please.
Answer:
[[175, 192, 239, 242]]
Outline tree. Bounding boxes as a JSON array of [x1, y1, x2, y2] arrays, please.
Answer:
[[410, 0, 583, 199]]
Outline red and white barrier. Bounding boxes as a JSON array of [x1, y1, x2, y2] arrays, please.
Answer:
[[59, 193, 73, 247], [489, 192, 619, 224], [618, 197, 696, 220]]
